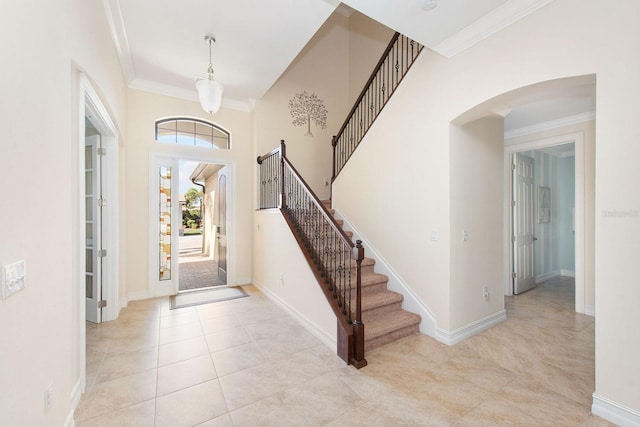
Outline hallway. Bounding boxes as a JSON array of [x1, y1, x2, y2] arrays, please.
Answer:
[[77, 278, 612, 426]]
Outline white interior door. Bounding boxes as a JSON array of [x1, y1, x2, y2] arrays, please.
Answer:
[[85, 135, 102, 322], [513, 152, 536, 294]]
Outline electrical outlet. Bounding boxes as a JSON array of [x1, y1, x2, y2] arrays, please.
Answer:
[[279, 273, 284, 285], [462, 230, 469, 242], [2, 260, 26, 300], [44, 384, 53, 413], [483, 286, 490, 300]]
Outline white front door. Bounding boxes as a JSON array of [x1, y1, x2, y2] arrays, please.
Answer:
[[85, 135, 103, 322], [513, 152, 536, 294]]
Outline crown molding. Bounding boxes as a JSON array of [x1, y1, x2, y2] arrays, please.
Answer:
[[433, 0, 554, 58], [102, 0, 136, 83], [505, 111, 595, 140], [129, 79, 252, 112]]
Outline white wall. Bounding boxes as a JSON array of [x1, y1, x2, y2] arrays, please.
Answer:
[[0, 0, 127, 425], [253, 211, 337, 349], [449, 117, 505, 330], [332, 0, 640, 415], [125, 90, 254, 299]]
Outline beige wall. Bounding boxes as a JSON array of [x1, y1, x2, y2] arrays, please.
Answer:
[[347, 13, 395, 105], [126, 90, 254, 298], [333, 0, 640, 412], [0, 0, 127, 425], [253, 11, 356, 200], [449, 117, 505, 330]]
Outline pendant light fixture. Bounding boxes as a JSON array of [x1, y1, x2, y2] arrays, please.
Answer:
[[196, 34, 224, 114]]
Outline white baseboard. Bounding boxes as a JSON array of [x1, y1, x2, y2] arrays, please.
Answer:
[[561, 269, 576, 278], [592, 393, 640, 426], [252, 280, 336, 353], [585, 305, 595, 317], [64, 377, 83, 427], [536, 271, 559, 284], [332, 208, 437, 337], [126, 289, 150, 303], [436, 310, 507, 346]]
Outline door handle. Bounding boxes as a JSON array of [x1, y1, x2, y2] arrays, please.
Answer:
[[533, 236, 538, 241]]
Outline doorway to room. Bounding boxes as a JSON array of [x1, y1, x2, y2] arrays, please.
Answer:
[[511, 143, 576, 296], [506, 132, 590, 314]]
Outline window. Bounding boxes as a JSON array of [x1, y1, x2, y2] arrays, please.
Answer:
[[155, 118, 230, 149]]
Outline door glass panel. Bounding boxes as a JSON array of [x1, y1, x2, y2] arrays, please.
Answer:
[[86, 275, 93, 299], [86, 248, 93, 273], [159, 166, 172, 281], [85, 146, 93, 169], [86, 223, 93, 246], [85, 171, 93, 195]]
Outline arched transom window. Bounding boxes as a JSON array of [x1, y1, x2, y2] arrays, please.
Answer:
[[155, 118, 230, 149]]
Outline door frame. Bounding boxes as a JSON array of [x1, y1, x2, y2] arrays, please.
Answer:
[[503, 131, 586, 314], [77, 72, 119, 391], [148, 153, 237, 297]]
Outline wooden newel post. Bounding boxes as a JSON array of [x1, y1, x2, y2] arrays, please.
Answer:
[[279, 140, 286, 209], [351, 240, 367, 368]]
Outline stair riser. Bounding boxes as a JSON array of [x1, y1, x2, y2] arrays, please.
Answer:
[[360, 302, 404, 323], [364, 324, 420, 352], [350, 281, 388, 298]]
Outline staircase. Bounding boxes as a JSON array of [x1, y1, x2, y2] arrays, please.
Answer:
[[322, 200, 421, 352], [256, 30, 424, 366]]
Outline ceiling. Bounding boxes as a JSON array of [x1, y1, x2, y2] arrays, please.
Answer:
[[104, 0, 557, 112]]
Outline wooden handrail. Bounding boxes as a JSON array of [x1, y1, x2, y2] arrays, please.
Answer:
[[333, 32, 400, 142], [256, 141, 366, 367], [332, 32, 423, 180], [283, 157, 354, 248]]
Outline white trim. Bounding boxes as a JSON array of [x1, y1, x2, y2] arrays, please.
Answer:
[[433, 0, 554, 58], [505, 111, 595, 140], [592, 393, 640, 427], [560, 269, 575, 278], [536, 270, 559, 284], [130, 79, 251, 113], [252, 280, 336, 353], [76, 72, 121, 412], [585, 305, 595, 317], [332, 208, 437, 337], [148, 153, 238, 297], [64, 377, 83, 427], [101, 0, 135, 83], [436, 310, 507, 346], [504, 131, 587, 315]]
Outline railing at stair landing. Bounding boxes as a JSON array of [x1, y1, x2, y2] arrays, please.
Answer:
[[257, 141, 367, 368], [332, 32, 424, 180]]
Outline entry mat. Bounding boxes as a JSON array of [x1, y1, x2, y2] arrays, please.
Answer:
[[170, 286, 248, 309]]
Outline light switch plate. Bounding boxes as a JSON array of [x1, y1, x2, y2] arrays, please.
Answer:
[[2, 260, 26, 299]]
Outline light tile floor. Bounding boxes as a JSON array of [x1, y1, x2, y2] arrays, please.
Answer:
[[77, 278, 614, 426]]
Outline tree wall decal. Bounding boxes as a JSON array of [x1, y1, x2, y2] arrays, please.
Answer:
[[288, 91, 328, 137]]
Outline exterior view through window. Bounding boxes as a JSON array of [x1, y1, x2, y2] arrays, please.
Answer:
[[155, 118, 230, 149]]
